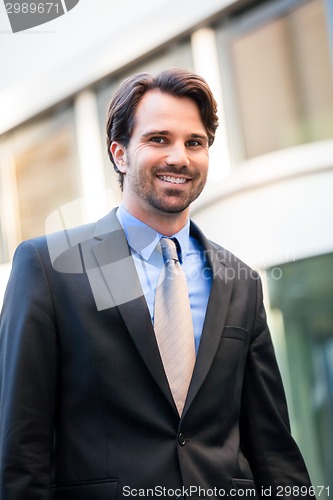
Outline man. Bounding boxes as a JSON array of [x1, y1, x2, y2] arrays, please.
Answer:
[[0, 68, 314, 499]]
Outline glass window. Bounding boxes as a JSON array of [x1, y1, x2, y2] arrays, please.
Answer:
[[0, 217, 8, 264], [217, 0, 333, 161], [0, 176, 7, 263], [2, 106, 80, 244], [267, 253, 333, 493]]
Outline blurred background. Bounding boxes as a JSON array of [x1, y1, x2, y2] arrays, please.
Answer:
[[0, 0, 332, 491]]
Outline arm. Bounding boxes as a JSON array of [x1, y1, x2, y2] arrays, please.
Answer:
[[0, 241, 58, 500], [240, 275, 314, 499]]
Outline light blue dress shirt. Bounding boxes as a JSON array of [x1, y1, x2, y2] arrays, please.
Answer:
[[116, 204, 212, 353]]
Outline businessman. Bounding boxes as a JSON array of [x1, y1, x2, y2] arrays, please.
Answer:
[[0, 68, 313, 499]]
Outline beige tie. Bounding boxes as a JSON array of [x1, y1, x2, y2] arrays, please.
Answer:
[[154, 237, 196, 415]]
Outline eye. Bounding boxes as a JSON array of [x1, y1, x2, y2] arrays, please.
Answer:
[[187, 139, 201, 147], [150, 136, 166, 144]]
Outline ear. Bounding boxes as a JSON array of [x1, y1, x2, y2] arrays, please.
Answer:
[[110, 142, 127, 173]]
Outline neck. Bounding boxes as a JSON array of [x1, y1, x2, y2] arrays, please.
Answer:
[[122, 201, 189, 236]]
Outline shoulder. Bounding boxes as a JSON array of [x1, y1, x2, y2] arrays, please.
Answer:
[[13, 220, 96, 266], [12, 209, 120, 272], [209, 239, 255, 269], [190, 219, 259, 278]]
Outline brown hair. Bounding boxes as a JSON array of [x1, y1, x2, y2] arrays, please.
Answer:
[[106, 68, 219, 189]]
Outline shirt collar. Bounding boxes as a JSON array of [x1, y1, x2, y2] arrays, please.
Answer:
[[116, 204, 190, 262]]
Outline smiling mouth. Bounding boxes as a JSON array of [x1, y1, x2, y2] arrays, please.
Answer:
[[158, 175, 188, 185]]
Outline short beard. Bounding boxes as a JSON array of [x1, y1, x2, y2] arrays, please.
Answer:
[[124, 156, 207, 215], [144, 182, 206, 214]]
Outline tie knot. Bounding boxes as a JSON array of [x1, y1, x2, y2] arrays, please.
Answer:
[[160, 238, 179, 263]]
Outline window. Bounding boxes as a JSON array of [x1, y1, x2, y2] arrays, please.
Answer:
[[0, 106, 80, 250], [217, 0, 333, 161], [267, 253, 333, 492], [0, 217, 8, 264]]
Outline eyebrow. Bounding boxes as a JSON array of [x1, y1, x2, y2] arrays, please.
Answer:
[[141, 130, 170, 137], [142, 130, 209, 141]]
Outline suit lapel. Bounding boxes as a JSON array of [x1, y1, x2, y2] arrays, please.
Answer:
[[85, 210, 233, 416], [88, 209, 176, 411], [183, 221, 233, 415]]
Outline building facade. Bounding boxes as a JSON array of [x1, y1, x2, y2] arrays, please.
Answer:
[[0, 0, 332, 491]]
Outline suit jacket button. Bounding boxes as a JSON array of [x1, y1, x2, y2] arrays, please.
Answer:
[[178, 433, 186, 446]]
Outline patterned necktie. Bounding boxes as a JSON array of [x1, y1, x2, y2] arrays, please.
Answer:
[[154, 237, 196, 415]]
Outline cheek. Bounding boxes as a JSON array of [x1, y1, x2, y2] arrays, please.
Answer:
[[194, 156, 209, 176], [190, 148, 209, 164], [132, 153, 163, 180], [130, 147, 160, 168]]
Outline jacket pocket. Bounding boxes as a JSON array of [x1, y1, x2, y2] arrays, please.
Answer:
[[223, 326, 248, 341], [53, 479, 118, 500], [232, 478, 258, 499]]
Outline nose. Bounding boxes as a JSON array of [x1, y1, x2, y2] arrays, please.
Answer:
[[165, 142, 190, 167]]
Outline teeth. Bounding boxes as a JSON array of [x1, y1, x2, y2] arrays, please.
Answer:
[[159, 175, 187, 184]]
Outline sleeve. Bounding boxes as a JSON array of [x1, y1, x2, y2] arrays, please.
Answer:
[[239, 275, 315, 499], [0, 241, 58, 500]]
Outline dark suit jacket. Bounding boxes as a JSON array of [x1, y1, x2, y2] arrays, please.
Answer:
[[0, 209, 313, 499]]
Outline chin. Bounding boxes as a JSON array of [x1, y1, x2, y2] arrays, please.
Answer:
[[146, 188, 202, 215], [161, 206, 188, 215], [150, 198, 190, 215]]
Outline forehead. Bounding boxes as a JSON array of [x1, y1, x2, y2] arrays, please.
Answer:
[[132, 90, 205, 133]]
